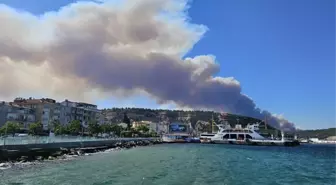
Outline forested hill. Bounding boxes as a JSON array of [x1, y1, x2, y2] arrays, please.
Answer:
[[297, 128, 336, 139], [101, 108, 335, 137], [101, 107, 274, 130]]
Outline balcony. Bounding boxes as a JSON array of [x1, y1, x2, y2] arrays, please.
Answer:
[[7, 116, 35, 122]]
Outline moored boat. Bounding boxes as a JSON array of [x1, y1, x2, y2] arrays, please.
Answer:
[[307, 138, 336, 144], [200, 133, 216, 143], [162, 121, 197, 143], [209, 122, 300, 147], [162, 133, 191, 143]]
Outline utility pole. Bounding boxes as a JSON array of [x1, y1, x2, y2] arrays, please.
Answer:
[[4, 121, 8, 146], [211, 114, 214, 133]]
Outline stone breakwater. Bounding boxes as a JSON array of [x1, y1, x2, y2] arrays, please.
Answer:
[[0, 138, 162, 163]]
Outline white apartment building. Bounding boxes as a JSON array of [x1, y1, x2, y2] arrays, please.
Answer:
[[13, 98, 58, 130], [60, 100, 101, 126], [132, 121, 168, 134], [0, 102, 36, 129], [7, 98, 102, 130]]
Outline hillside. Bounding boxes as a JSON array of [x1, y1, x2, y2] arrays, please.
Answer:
[[101, 107, 277, 133], [297, 128, 336, 139]]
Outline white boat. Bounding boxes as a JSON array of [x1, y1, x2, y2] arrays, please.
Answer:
[[200, 133, 216, 143], [209, 122, 300, 146], [162, 133, 191, 143], [300, 139, 309, 143], [16, 133, 28, 137], [308, 138, 336, 144]]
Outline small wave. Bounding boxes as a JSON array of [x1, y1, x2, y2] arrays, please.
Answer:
[[101, 148, 122, 153], [0, 163, 12, 170], [0, 161, 42, 170], [0, 154, 78, 170]]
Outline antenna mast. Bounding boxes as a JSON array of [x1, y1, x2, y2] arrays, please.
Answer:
[[211, 113, 214, 133]]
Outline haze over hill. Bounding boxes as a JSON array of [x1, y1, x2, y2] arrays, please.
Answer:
[[0, 0, 295, 131]]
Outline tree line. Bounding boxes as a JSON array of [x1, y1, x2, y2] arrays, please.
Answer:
[[296, 128, 336, 139], [0, 119, 157, 138]]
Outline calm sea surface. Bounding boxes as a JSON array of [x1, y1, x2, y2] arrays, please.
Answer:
[[0, 144, 335, 185]]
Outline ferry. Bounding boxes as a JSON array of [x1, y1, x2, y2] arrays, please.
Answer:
[[209, 122, 300, 146]]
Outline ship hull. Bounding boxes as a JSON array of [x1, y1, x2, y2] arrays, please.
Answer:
[[200, 138, 212, 143], [211, 139, 300, 147], [162, 135, 191, 143]]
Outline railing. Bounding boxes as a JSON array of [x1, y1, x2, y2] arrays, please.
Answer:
[[0, 136, 158, 146]]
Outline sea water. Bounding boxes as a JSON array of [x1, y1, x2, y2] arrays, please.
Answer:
[[0, 144, 335, 185]]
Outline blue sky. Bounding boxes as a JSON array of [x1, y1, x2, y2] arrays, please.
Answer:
[[1, 0, 334, 129]]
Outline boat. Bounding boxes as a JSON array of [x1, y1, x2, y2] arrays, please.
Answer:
[[199, 114, 217, 143], [200, 133, 216, 143], [308, 138, 336, 144], [16, 133, 28, 137], [161, 120, 196, 143], [209, 122, 300, 146], [299, 139, 309, 143], [162, 133, 192, 143], [188, 137, 201, 143]]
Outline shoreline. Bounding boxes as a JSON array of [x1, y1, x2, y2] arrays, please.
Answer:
[[0, 139, 162, 164], [0, 145, 152, 171]]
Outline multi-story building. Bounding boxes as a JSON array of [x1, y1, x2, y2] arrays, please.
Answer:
[[60, 100, 101, 126], [132, 121, 163, 133], [0, 101, 36, 129], [13, 97, 60, 130], [0, 102, 8, 127], [96, 112, 104, 125], [6, 98, 101, 129]]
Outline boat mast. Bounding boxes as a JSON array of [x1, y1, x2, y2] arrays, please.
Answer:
[[211, 113, 214, 133]]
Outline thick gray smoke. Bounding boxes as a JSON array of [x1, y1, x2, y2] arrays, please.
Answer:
[[0, 0, 295, 131]]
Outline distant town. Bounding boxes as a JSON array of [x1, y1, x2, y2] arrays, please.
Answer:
[[0, 97, 334, 140], [0, 97, 259, 136]]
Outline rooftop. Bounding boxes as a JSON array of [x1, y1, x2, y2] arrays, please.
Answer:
[[13, 97, 56, 104]]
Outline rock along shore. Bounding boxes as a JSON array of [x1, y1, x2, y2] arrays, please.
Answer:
[[0, 138, 162, 163]]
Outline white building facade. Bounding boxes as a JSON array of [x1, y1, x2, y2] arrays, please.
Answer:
[[0, 102, 36, 129], [60, 100, 101, 126]]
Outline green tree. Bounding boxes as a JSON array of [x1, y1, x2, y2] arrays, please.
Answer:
[[149, 131, 158, 137], [48, 120, 60, 132], [111, 124, 123, 136], [123, 113, 131, 130], [136, 125, 150, 133], [68, 120, 82, 135], [50, 121, 68, 135], [55, 124, 68, 135], [0, 121, 20, 136], [101, 124, 112, 134], [28, 122, 43, 136], [88, 121, 101, 136], [0, 127, 5, 135]]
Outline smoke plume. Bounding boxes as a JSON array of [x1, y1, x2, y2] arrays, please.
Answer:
[[0, 0, 295, 131]]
